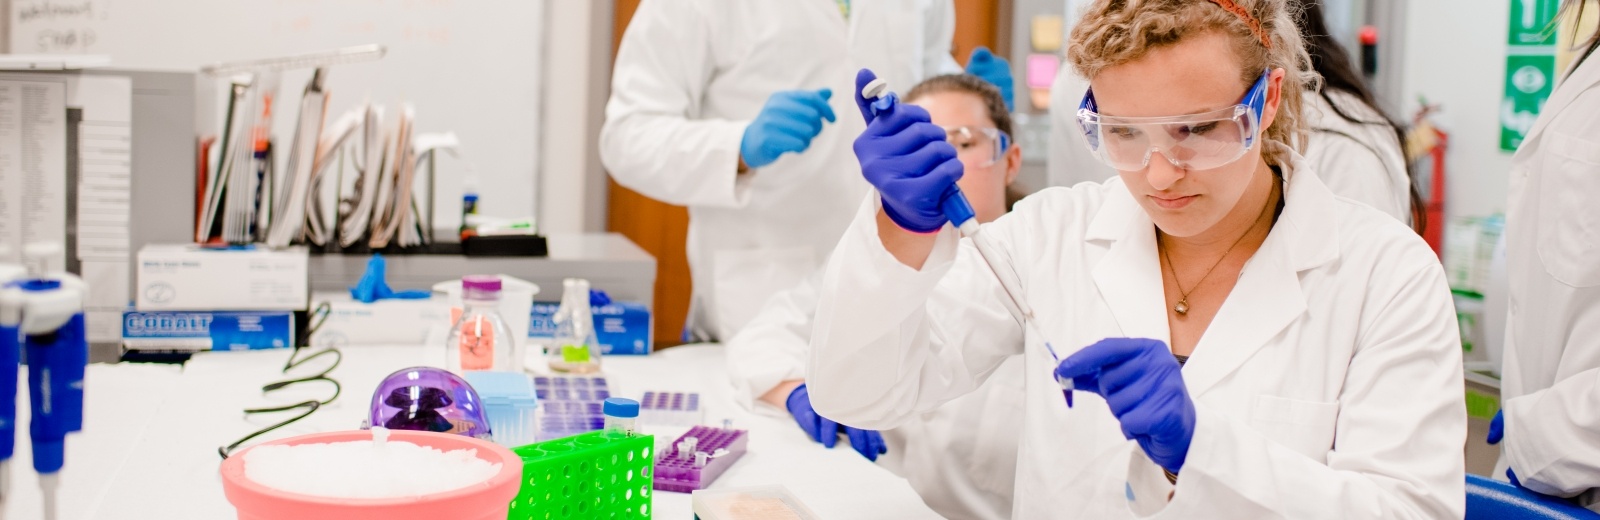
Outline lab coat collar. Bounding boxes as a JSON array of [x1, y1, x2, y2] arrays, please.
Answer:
[[1085, 144, 1338, 398], [1523, 54, 1600, 153]]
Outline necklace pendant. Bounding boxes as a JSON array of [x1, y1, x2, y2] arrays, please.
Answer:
[[1174, 299, 1190, 315]]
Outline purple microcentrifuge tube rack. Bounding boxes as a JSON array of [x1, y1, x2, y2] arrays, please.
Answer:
[[532, 375, 611, 441], [653, 425, 748, 493], [640, 391, 704, 427]]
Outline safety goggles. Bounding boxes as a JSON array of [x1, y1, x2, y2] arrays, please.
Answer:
[[941, 125, 1012, 167], [1076, 70, 1270, 171]]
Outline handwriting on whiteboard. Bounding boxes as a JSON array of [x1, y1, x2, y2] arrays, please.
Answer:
[[10, 0, 110, 53]]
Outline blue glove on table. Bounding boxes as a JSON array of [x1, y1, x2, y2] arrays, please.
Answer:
[[741, 89, 836, 168], [851, 69, 965, 233], [1055, 338, 1196, 474], [786, 383, 888, 461], [965, 47, 1014, 111], [349, 254, 431, 303], [1487, 410, 1524, 486]]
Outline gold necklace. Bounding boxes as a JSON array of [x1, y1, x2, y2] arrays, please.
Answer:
[[1159, 190, 1276, 316]]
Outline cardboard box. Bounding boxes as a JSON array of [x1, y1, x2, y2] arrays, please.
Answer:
[[121, 310, 294, 352], [309, 292, 452, 348], [136, 245, 309, 311], [529, 301, 652, 355]]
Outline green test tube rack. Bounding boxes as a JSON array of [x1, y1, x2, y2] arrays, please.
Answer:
[[508, 430, 656, 519]]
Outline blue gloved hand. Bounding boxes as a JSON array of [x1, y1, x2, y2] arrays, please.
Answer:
[[786, 383, 888, 461], [852, 69, 964, 233], [740, 89, 836, 168], [1487, 411, 1527, 487], [965, 47, 1014, 111], [1055, 338, 1196, 474]]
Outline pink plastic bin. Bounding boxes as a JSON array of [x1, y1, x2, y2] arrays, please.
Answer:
[[220, 429, 523, 520]]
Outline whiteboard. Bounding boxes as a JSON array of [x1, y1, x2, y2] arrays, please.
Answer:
[[10, 0, 546, 231]]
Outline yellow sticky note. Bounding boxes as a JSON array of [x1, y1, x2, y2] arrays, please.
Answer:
[[1032, 15, 1064, 52]]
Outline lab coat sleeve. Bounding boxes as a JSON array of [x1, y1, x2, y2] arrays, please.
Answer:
[[923, 0, 962, 78], [1306, 131, 1409, 223], [1503, 367, 1600, 497], [1138, 257, 1466, 518], [807, 195, 1024, 430], [724, 271, 825, 417], [599, 0, 752, 208]]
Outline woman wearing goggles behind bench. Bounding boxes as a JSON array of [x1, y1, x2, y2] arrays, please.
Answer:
[[805, 0, 1465, 517]]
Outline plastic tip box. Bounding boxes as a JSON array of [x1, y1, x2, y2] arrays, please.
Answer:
[[653, 425, 748, 493], [639, 391, 703, 427], [463, 371, 539, 448], [533, 375, 611, 441]]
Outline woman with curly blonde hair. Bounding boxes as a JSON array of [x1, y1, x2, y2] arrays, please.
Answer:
[[804, 0, 1467, 517]]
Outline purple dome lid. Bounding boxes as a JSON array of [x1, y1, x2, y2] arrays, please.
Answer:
[[367, 367, 492, 440]]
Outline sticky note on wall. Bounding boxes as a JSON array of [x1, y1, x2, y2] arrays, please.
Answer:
[[1031, 15, 1064, 52], [1027, 54, 1061, 89]]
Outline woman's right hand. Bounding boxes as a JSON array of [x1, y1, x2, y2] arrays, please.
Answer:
[[852, 69, 965, 235]]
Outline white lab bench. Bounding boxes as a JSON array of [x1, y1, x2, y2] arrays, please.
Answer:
[[2, 345, 942, 519]]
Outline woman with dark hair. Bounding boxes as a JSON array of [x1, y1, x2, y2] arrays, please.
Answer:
[[1297, 0, 1423, 227], [1490, 0, 1600, 509]]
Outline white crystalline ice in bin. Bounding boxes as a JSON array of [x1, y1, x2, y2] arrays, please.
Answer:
[[243, 436, 501, 499]]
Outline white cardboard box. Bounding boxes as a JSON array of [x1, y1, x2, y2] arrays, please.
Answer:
[[136, 245, 309, 311], [309, 292, 452, 348]]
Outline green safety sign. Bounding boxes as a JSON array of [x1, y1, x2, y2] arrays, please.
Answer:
[[1508, 0, 1559, 46], [1501, 0, 1559, 151], [1501, 53, 1556, 151]]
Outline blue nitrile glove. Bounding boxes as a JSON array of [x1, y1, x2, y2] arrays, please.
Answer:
[[786, 383, 888, 461], [350, 254, 430, 303], [1487, 411, 1527, 487], [588, 288, 612, 307], [1488, 410, 1504, 444], [740, 89, 837, 168], [852, 69, 965, 233], [965, 47, 1015, 111], [1055, 338, 1196, 474]]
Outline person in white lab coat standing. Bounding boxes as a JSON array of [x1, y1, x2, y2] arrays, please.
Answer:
[[1490, 1, 1600, 510], [809, 0, 1465, 517], [600, 0, 967, 342], [728, 74, 1025, 520], [1295, 0, 1418, 226]]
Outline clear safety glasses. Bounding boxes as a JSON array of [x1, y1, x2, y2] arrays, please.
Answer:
[[942, 125, 1012, 167], [1076, 70, 1270, 171]]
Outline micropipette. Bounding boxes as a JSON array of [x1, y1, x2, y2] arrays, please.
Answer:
[[861, 77, 1074, 407], [0, 244, 89, 520]]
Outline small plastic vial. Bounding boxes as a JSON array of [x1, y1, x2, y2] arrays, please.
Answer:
[[603, 397, 640, 436], [446, 275, 518, 373]]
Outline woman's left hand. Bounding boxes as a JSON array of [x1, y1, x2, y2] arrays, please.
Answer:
[[1055, 338, 1196, 474]]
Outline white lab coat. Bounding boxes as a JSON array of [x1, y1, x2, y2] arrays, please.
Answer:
[[1495, 50, 1600, 509], [601, 0, 960, 341], [726, 270, 1023, 520], [1302, 90, 1412, 224], [808, 145, 1465, 518]]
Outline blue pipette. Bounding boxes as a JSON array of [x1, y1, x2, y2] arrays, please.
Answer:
[[861, 79, 1073, 407], [0, 245, 88, 520]]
